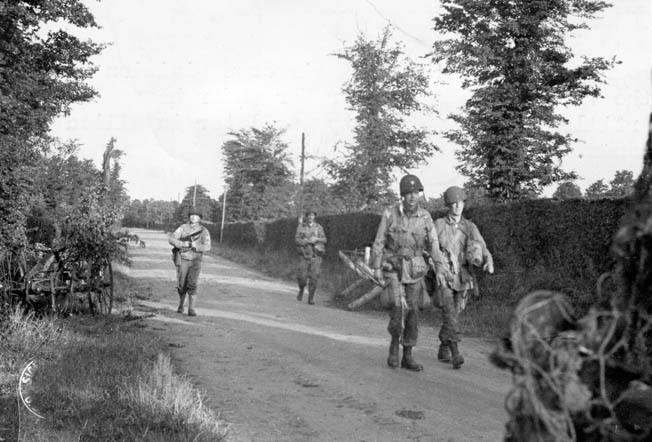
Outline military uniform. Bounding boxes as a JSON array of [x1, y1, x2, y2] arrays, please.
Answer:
[[371, 201, 446, 370], [294, 218, 326, 304], [169, 220, 211, 316]]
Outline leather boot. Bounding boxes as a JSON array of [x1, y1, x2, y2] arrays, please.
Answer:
[[437, 342, 451, 363], [449, 341, 464, 369], [187, 294, 197, 316], [297, 286, 305, 301], [177, 293, 186, 313], [387, 336, 399, 368], [401, 346, 423, 372], [308, 283, 316, 305]]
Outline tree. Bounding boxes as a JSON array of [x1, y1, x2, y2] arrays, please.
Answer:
[[585, 179, 609, 199], [431, 0, 616, 202], [174, 185, 216, 224], [0, 0, 103, 247], [221, 124, 294, 221], [324, 26, 439, 211], [552, 181, 582, 200], [607, 169, 634, 198]]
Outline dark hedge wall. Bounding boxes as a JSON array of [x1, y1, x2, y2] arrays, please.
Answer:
[[214, 197, 632, 305]]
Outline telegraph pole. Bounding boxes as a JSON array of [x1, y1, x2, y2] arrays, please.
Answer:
[[298, 132, 306, 222], [220, 186, 227, 243]]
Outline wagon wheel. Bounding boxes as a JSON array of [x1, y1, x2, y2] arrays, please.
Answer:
[[89, 260, 113, 315]]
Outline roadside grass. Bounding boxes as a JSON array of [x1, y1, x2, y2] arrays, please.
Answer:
[[0, 272, 229, 442]]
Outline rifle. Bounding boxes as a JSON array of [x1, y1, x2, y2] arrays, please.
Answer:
[[171, 228, 204, 265]]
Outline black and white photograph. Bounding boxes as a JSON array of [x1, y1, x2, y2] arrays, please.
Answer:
[[2, 1, 652, 441]]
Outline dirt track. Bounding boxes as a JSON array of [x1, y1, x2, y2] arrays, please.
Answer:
[[118, 228, 512, 442]]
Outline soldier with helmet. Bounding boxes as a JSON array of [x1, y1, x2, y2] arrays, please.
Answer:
[[370, 174, 448, 371], [294, 208, 327, 305], [168, 207, 212, 316], [432, 186, 494, 369]]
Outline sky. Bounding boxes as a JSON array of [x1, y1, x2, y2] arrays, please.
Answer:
[[50, 0, 652, 202]]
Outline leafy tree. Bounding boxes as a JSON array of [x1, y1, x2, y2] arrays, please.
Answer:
[[123, 199, 178, 230], [174, 185, 216, 224], [552, 181, 582, 200], [431, 0, 616, 202], [324, 26, 439, 211], [0, 0, 103, 247], [221, 124, 294, 221], [585, 179, 609, 199], [607, 169, 634, 198], [299, 178, 347, 216]]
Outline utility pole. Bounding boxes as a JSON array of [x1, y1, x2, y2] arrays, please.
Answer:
[[220, 187, 227, 243], [192, 180, 197, 207], [298, 132, 306, 223]]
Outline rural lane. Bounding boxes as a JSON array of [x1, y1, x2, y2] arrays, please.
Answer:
[[117, 228, 512, 442]]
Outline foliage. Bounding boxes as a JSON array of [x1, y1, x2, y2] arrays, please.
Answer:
[[553, 181, 583, 200], [584, 178, 609, 199], [122, 199, 179, 230], [221, 123, 295, 221], [324, 26, 439, 211], [298, 178, 347, 216], [61, 187, 125, 265], [173, 185, 217, 224], [431, 0, 616, 201], [0, 0, 103, 247], [585, 170, 634, 199]]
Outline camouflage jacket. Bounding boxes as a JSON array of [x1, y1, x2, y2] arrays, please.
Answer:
[[295, 222, 326, 259], [371, 203, 446, 284], [434, 215, 493, 291]]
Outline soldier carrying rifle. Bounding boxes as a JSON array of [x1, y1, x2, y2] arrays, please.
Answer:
[[169, 207, 211, 316]]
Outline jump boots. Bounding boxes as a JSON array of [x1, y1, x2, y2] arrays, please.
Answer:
[[449, 341, 464, 369], [297, 285, 305, 301], [437, 342, 451, 363], [387, 336, 400, 368], [187, 294, 197, 316], [401, 346, 423, 371]]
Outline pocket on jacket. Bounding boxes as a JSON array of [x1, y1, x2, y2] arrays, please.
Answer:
[[409, 255, 428, 280]]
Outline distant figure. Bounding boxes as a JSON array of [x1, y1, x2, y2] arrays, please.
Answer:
[[294, 208, 327, 305], [370, 174, 448, 372], [139, 240, 146, 248], [168, 208, 211, 316], [431, 186, 494, 369]]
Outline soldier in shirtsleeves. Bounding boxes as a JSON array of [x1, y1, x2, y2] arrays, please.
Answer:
[[371, 174, 449, 371], [168, 207, 212, 316], [433, 186, 494, 369], [294, 208, 327, 305]]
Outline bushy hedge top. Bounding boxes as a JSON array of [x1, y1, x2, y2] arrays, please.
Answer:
[[219, 197, 630, 274]]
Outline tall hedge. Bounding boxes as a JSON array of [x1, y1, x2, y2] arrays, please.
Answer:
[[213, 197, 631, 305]]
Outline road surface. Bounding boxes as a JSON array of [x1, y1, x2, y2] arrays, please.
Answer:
[[117, 229, 512, 442]]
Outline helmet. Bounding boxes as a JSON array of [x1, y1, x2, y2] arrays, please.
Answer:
[[304, 207, 317, 217], [399, 174, 424, 196], [188, 207, 203, 218], [444, 186, 466, 205]]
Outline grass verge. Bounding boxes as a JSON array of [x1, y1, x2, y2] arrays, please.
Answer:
[[0, 274, 229, 442]]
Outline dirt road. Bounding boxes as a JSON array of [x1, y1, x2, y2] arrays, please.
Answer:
[[118, 229, 512, 442]]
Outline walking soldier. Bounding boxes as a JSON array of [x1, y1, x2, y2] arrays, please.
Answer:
[[432, 186, 493, 369], [294, 208, 327, 305], [371, 175, 448, 371]]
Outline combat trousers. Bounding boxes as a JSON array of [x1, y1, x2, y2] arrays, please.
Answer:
[[297, 256, 321, 290], [386, 272, 420, 347], [177, 257, 203, 297], [438, 286, 462, 343]]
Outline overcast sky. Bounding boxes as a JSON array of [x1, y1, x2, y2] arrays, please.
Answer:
[[50, 0, 652, 202]]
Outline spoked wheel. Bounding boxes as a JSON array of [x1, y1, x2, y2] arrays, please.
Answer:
[[89, 260, 113, 315]]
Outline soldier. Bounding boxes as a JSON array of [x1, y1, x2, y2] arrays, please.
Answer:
[[168, 208, 212, 316], [294, 208, 327, 305], [433, 186, 494, 369], [371, 175, 448, 371]]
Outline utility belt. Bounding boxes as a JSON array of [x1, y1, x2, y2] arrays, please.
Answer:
[[382, 250, 427, 282]]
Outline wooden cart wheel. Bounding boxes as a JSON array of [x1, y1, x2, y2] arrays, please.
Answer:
[[90, 260, 113, 315]]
